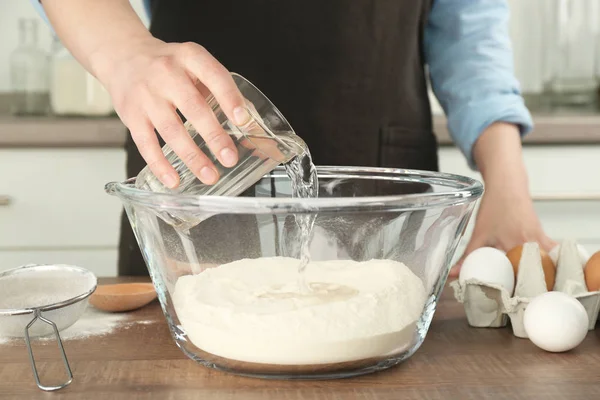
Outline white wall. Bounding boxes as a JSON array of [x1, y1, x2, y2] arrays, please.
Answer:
[[0, 0, 148, 92]]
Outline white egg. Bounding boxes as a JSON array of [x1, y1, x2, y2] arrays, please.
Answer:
[[523, 291, 588, 353], [459, 247, 515, 295], [548, 244, 590, 266]]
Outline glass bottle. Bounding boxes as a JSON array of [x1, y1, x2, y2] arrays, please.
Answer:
[[10, 19, 51, 116], [508, 0, 546, 111], [543, 0, 599, 108], [50, 38, 114, 117]]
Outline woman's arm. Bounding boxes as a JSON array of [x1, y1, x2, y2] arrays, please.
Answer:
[[468, 122, 555, 255], [41, 0, 150, 80], [34, 0, 250, 188], [424, 0, 533, 168], [424, 0, 555, 274]]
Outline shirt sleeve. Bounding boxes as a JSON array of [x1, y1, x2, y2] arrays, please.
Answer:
[[424, 0, 534, 170], [29, 0, 52, 26], [143, 0, 152, 19], [28, 0, 152, 31]]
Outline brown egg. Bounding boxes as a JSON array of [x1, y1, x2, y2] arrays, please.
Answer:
[[506, 244, 556, 290], [584, 251, 600, 292]]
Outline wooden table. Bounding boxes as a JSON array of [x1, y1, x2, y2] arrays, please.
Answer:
[[1, 278, 599, 400]]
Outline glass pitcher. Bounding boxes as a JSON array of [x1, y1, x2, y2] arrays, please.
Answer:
[[134, 73, 310, 230], [543, 0, 599, 107]]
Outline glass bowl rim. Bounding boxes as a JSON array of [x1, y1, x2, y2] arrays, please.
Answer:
[[105, 166, 484, 214]]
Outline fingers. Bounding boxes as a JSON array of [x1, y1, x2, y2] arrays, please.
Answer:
[[145, 97, 219, 185], [540, 235, 559, 253], [449, 249, 468, 279], [449, 251, 467, 279], [107, 40, 253, 187], [129, 118, 180, 189], [449, 234, 488, 278], [448, 232, 557, 280], [160, 69, 239, 168], [179, 42, 251, 126], [448, 265, 461, 279]]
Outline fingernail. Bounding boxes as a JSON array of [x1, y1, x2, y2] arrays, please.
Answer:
[[220, 147, 238, 167], [200, 166, 218, 184], [162, 173, 178, 189], [233, 106, 250, 125]]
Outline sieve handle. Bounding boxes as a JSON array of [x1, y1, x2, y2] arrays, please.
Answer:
[[24, 309, 73, 392], [0, 196, 11, 206]]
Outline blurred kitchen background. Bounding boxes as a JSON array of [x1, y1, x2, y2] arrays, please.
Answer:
[[1, 0, 599, 277]]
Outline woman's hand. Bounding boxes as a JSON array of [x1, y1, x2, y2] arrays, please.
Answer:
[[44, 0, 250, 188], [448, 122, 556, 278], [94, 38, 250, 188], [448, 184, 556, 278]]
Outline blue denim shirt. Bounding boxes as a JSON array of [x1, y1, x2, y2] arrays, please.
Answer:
[[31, 0, 533, 170]]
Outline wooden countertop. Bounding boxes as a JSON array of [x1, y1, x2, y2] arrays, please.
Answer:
[[2, 113, 600, 148], [1, 277, 599, 400]]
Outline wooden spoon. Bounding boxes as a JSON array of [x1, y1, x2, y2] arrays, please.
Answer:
[[89, 282, 157, 312]]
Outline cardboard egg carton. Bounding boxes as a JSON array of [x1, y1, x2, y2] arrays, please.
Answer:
[[450, 240, 600, 338]]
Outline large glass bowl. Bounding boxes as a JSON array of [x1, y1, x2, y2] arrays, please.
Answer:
[[106, 166, 483, 379]]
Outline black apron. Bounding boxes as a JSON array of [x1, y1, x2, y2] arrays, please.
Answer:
[[118, 0, 438, 276]]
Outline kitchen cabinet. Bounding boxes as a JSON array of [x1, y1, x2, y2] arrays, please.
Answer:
[[0, 148, 126, 276], [438, 145, 600, 262]]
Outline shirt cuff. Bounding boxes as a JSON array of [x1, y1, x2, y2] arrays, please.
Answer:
[[446, 93, 534, 170]]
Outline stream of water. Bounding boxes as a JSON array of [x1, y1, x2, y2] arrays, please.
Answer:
[[169, 131, 320, 294], [284, 148, 319, 292]]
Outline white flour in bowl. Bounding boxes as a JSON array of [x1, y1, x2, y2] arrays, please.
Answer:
[[172, 256, 427, 365]]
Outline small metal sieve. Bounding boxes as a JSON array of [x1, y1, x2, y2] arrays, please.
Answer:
[[0, 264, 97, 391]]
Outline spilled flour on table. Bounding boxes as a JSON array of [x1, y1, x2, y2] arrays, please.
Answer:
[[0, 307, 157, 345]]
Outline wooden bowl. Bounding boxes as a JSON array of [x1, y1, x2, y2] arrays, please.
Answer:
[[89, 282, 157, 312]]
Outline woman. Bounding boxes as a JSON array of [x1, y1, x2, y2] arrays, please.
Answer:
[[33, 0, 555, 276]]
